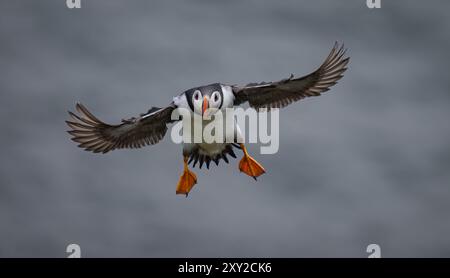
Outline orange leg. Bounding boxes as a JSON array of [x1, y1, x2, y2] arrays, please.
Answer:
[[176, 156, 197, 197], [238, 144, 266, 180]]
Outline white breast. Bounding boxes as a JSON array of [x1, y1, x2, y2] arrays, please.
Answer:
[[173, 93, 189, 109], [220, 84, 235, 108], [183, 115, 243, 157]]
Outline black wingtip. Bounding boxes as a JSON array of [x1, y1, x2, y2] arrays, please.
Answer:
[[75, 102, 81, 110]]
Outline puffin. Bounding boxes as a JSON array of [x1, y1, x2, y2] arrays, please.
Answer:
[[66, 42, 349, 196]]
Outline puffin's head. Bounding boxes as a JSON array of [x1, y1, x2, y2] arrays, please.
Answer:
[[185, 83, 223, 117]]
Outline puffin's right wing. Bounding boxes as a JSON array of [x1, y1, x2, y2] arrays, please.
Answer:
[[232, 42, 349, 110], [66, 103, 176, 153]]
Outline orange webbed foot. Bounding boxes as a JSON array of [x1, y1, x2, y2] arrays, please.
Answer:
[[238, 144, 265, 180], [176, 157, 197, 197]]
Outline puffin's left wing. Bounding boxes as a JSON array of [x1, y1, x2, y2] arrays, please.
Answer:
[[232, 42, 349, 110], [66, 103, 176, 153]]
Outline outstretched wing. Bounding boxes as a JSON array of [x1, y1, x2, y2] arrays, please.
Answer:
[[66, 103, 176, 153], [232, 42, 349, 110]]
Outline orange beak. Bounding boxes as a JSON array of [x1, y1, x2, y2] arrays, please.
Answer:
[[202, 96, 209, 115]]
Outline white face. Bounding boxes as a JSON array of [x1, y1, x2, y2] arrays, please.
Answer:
[[191, 89, 203, 115], [190, 90, 222, 117], [209, 91, 222, 110]]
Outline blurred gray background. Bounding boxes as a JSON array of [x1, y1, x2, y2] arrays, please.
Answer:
[[1, 0, 449, 257]]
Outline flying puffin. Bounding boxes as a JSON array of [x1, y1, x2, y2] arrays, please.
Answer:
[[66, 42, 349, 196]]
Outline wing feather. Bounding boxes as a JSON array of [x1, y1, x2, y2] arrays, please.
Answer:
[[66, 103, 175, 153], [232, 42, 350, 110]]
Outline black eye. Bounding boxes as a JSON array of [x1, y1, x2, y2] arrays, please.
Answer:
[[214, 94, 219, 102]]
